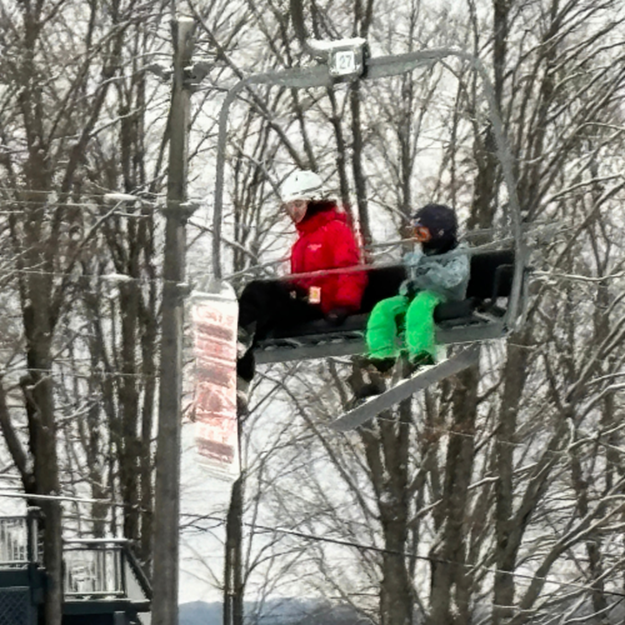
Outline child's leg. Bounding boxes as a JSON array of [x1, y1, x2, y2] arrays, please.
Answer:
[[405, 291, 444, 361], [365, 295, 409, 360]]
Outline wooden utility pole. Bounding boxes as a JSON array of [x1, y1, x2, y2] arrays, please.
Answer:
[[152, 16, 195, 625]]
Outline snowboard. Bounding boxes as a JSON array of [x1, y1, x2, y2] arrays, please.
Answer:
[[190, 281, 240, 480], [330, 345, 480, 432]]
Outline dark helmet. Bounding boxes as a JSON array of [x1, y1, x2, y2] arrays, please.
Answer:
[[412, 203, 458, 254]]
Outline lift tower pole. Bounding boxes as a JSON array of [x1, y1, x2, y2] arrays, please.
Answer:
[[152, 16, 196, 625]]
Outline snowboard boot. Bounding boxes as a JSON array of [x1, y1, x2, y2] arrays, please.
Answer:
[[346, 356, 395, 409], [237, 323, 256, 359], [236, 377, 250, 417], [364, 356, 396, 375], [407, 351, 435, 376]]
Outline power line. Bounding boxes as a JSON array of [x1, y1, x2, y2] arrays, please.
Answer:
[[534, 270, 625, 284], [0, 187, 164, 199], [257, 365, 625, 461], [181, 512, 625, 601], [0, 364, 159, 381], [0, 489, 132, 508], [0, 267, 170, 287]]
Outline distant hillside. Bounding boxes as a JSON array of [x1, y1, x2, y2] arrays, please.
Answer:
[[179, 598, 371, 625], [179, 601, 222, 625]]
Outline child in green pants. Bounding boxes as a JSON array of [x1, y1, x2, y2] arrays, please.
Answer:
[[366, 204, 470, 372]]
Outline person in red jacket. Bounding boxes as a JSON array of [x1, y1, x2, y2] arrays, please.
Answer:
[[236, 170, 368, 411]]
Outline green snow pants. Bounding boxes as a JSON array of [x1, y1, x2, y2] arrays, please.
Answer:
[[365, 291, 444, 361]]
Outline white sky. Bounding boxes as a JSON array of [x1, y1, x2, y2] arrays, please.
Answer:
[[179, 423, 232, 603]]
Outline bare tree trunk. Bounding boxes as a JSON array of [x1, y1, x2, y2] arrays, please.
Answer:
[[118, 278, 141, 541], [350, 0, 375, 248], [139, 289, 158, 565], [428, 364, 479, 625], [492, 337, 529, 625], [17, 99, 64, 619], [224, 474, 245, 625], [350, 84, 372, 250], [359, 397, 413, 625], [380, 410, 413, 625], [22, 254, 63, 625]]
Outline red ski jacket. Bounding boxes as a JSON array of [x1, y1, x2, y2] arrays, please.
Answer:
[[289, 206, 368, 315]]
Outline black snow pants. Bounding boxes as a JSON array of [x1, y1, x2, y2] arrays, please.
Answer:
[[237, 280, 324, 382]]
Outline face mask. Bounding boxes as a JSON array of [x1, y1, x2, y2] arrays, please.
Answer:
[[284, 199, 308, 224]]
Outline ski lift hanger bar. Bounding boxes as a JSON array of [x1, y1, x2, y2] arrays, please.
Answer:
[[210, 45, 526, 330]]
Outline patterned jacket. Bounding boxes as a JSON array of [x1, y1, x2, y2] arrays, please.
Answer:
[[401, 243, 470, 302]]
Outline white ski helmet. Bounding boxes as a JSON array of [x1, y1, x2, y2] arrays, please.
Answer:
[[280, 170, 328, 204]]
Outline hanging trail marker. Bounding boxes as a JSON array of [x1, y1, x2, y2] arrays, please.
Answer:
[[190, 282, 240, 481]]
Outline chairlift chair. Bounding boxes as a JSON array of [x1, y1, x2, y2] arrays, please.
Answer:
[[207, 40, 530, 390], [253, 245, 529, 365]]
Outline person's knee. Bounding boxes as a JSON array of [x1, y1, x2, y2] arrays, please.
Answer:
[[367, 296, 406, 335], [239, 280, 274, 329], [405, 292, 441, 355], [239, 280, 266, 302], [407, 291, 442, 317], [371, 295, 408, 319]]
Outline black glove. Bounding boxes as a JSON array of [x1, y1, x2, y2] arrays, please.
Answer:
[[325, 307, 351, 326]]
